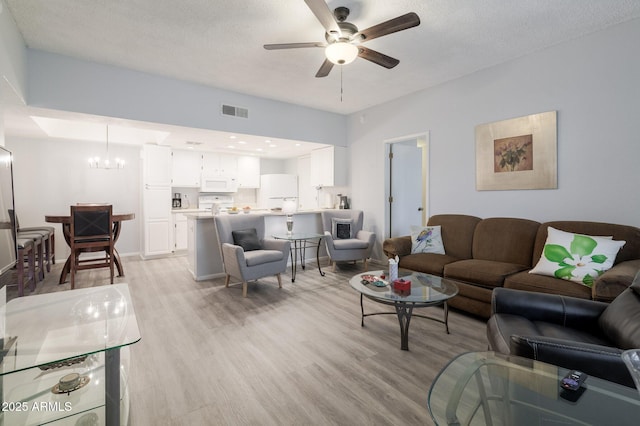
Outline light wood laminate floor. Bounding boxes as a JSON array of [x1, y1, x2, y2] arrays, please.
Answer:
[[8, 256, 488, 425]]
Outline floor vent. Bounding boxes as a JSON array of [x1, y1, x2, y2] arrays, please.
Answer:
[[222, 104, 249, 119]]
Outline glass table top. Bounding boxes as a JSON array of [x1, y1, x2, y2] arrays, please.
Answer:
[[428, 351, 640, 426], [1, 284, 141, 376], [272, 232, 324, 240], [349, 270, 459, 304]]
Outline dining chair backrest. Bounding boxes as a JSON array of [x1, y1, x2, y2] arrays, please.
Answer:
[[70, 204, 113, 242]]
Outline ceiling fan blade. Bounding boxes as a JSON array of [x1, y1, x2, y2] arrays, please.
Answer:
[[358, 12, 420, 42], [357, 46, 399, 69], [264, 42, 325, 50], [315, 59, 334, 78], [304, 0, 342, 39]]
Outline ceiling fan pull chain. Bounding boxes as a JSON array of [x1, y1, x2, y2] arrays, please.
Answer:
[[340, 65, 344, 102]]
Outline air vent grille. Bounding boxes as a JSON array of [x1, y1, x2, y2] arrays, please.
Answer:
[[222, 104, 249, 119]]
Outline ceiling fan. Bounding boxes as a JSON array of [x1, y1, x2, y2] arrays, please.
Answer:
[[264, 0, 420, 77]]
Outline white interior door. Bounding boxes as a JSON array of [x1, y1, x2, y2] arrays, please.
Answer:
[[389, 138, 426, 237]]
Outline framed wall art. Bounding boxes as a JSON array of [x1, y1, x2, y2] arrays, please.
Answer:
[[475, 111, 557, 191]]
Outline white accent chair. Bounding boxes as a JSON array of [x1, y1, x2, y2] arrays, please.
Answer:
[[321, 210, 375, 272], [214, 214, 291, 297]]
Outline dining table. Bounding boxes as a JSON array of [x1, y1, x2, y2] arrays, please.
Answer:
[[45, 212, 135, 285]]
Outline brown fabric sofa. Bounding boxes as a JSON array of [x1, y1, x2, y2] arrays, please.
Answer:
[[383, 214, 640, 318]]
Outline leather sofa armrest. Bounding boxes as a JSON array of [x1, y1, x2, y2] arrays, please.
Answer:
[[593, 259, 640, 302], [492, 287, 608, 329], [382, 236, 411, 258], [510, 335, 633, 387]]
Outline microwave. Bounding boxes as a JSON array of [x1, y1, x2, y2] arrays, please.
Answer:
[[201, 175, 238, 193]]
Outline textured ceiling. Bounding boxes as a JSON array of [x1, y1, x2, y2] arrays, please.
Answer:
[[6, 0, 640, 115], [3, 1, 640, 157]]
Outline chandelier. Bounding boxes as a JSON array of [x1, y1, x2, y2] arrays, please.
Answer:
[[88, 126, 125, 169]]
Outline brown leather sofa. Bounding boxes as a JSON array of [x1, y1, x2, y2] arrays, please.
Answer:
[[486, 277, 640, 387], [383, 214, 640, 318]]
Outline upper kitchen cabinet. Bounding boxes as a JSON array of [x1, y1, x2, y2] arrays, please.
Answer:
[[310, 146, 347, 187], [237, 156, 261, 188], [142, 144, 172, 186], [172, 150, 202, 187], [203, 153, 238, 177]]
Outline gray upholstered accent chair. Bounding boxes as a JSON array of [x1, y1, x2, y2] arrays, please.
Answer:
[[321, 209, 375, 272], [214, 214, 290, 297]]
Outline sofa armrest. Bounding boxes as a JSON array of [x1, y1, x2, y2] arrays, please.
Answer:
[[382, 236, 411, 258], [593, 259, 640, 302], [356, 230, 375, 246], [262, 238, 290, 252], [492, 287, 608, 329], [510, 335, 633, 387]]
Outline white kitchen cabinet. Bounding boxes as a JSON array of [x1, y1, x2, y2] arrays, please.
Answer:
[[173, 212, 188, 251], [171, 150, 202, 187], [202, 152, 238, 177], [141, 145, 172, 258], [310, 145, 347, 187], [142, 144, 172, 186], [237, 155, 261, 188]]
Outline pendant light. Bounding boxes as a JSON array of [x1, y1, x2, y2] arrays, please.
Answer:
[[88, 126, 125, 169]]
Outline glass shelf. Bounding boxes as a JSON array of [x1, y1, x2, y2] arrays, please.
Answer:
[[1, 284, 140, 425]]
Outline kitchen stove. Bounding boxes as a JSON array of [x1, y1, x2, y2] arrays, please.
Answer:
[[198, 194, 234, 214]]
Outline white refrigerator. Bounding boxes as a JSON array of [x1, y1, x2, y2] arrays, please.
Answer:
[[258, 174, 298, 209]]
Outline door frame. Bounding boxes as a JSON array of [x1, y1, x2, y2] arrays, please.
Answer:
[[384, 132, 430, 238]]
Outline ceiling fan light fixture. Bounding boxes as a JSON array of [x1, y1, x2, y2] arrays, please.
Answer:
[[325, 42, 358, 65]]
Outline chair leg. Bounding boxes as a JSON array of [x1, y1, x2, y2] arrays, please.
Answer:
[[109, 249, 115, 284], [70, 252, 77, 290], [242, 282, 248, 298], [332, 261, 336, 272], [276, 273, 282, 289], [225, 274, 231, 288], [364, 258, 368, 271], [50, 232, 56, 264]]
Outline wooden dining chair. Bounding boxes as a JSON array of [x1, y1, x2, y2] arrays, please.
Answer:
[[69, 204, 114, 289]]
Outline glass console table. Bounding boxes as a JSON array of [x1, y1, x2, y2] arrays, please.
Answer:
[[428, 351, 640, 426], [1, 284, 140, 425]]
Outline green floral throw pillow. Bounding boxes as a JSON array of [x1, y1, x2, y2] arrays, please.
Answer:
[[410, 225, 445, 254], [529, 227, 626, 287]]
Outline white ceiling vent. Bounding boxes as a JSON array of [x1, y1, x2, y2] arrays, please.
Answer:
[[221, 104, 249, 119]]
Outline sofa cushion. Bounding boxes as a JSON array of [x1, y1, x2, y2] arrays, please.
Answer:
[[244, 249, 285, 266], [471, 217, 540, 266], [410, 225, 445, 254], [426, 214, 481, 260], [333, 238, 369, 250], [398, 253, 460, 276], [529, 227, 625, 287], [444, 259, 530, 288], [232, 228, 262, 251], [598, 273, 640, 349], [504, 270, 592, 299]]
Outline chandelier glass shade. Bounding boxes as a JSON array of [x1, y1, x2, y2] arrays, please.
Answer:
[[325, 42, 358, 65], [89, 126, 125, 169]]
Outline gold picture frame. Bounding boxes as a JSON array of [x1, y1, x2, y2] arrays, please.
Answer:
[[476, 111, 557, 191]]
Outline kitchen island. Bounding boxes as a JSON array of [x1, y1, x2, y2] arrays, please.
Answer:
[[186, 210, 326, 281]]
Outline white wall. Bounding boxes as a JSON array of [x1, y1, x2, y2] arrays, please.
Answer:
[[348, 18, 640, 260], [27, 50, 348, 147], [7, 137, 140, 258]]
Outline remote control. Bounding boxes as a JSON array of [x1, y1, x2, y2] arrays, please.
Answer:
[[561, 370, 587, 391]]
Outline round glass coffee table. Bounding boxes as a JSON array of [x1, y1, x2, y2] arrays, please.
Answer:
[[349, 270, 459, 350]]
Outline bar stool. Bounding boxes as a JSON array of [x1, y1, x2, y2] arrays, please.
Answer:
[[16, 237, 36, 296], [9, 209, 55, 273], [17, 232, 45, 282]]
